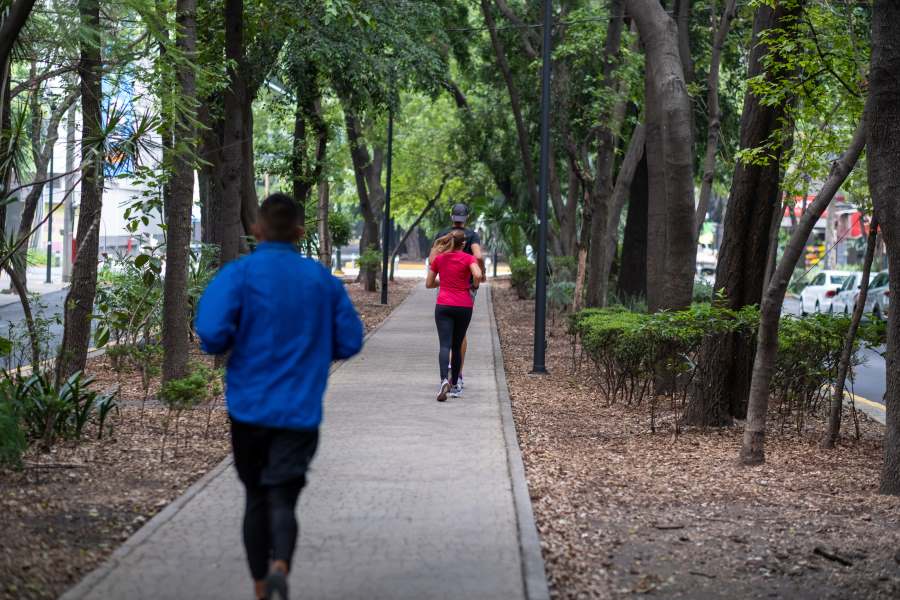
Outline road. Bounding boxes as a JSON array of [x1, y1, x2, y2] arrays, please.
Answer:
[[0, 288, 68, 370], [784, 296, 886, 422]]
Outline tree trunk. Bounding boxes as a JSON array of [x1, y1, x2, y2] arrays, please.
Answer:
[[868, 0, 900, 494], [291, 97, 307, 220], [344, 110, 382, 292], [822, 217, 878, 449], [695, 0, 738, 236], [240, 102, 257, 233], [674, 0, 695, 87], [585, 0, 625, 308], [57, 0, 103, 383], [198, 103, 223, 247], [617, 152, 648, 300], [603, 124, 646, 293], [480, 0, 538, 214], [627, 0, 696, 312], [162, 0, 197, 384], [219, 0, 244, 265], [684, 1, 801, 426], [317, 178, 331, 268], [740, 118, 866, 465], [13, 94, 75, 290]]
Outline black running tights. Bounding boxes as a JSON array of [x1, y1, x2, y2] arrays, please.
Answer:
[[243, 479, 305, 580], [435, 304, 473, 385]]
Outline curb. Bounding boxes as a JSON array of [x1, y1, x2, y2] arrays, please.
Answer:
[[59, 282, 419, 599], [485, 283, 552, 600]]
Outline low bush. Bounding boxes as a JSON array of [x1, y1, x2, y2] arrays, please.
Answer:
[[570, 303, 884, 432], [356, 247, 382, 275], [0, 371, 118, 454], [510, 256, 535, 300], [159, 362, 223, 458]]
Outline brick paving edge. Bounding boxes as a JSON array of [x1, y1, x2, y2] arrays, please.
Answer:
[[486, 283, 552, 600]]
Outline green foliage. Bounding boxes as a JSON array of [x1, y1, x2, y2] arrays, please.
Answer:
[[570, 303, 883, 431], [549, 256, 577, 284], [692, 279, 715, 303], [0, 371, 118, 449], [159, 363, 221, 413], [510, 256, 535, 300], [328, 211, 353, 248], [94, 245, 164, 348], [356, 247, 382, 274], [158, 362, 223, 456], [772, 314, 884, 430], [0, 400, 26, 468]]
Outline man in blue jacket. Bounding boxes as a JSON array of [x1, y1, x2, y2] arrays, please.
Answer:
[[195, 193, 364, 600]]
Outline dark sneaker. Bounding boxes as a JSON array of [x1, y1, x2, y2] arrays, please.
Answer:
[[265, 571, 288, 600], [437, 380, 451, 402]]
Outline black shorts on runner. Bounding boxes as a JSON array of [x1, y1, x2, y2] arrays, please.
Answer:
[[230, 416, 319, 487]]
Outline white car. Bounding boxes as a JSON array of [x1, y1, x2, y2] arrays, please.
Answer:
[[800, 270, 851, 314], [864, 271, 891, 320], [830, 271, 874, 314]]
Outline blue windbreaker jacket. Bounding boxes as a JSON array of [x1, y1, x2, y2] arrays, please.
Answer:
[[195, 242, 364, 430]]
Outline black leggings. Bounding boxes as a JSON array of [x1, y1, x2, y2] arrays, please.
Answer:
[[230, 418, 318, 581], [243, 480, 305, 580], [435, 304, 473, 385]]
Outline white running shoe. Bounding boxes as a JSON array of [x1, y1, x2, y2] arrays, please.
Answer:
[[437, 379, 451, 402], [450, 382, 463, 397]]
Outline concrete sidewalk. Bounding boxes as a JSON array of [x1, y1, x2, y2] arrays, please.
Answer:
[[62, 284, 548, 600]]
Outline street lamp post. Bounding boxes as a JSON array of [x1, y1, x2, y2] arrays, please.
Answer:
[[381, 86, 395, 305], [532, 0, 553, 374], [46, 145, 54, 284]]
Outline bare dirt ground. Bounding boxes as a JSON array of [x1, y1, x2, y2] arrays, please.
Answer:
[[0, 279, 416, 600], [492, 279, 900, 599]]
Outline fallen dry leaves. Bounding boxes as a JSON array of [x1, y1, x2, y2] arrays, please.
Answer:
[[0, 280, 416, 600], [492, 280, 900, 599]]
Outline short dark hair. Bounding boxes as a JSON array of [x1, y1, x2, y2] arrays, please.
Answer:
[[258, 193, 301, 242]]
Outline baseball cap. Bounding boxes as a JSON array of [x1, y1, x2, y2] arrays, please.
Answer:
[[451, 202, 469, 223]]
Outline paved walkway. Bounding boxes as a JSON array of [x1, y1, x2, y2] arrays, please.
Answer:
[[63, 284, 548, 600]]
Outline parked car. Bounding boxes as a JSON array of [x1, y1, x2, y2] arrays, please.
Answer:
[[800, 270, 851, 314], [864, 270, 891, 320], [830, 271, 874, 314]]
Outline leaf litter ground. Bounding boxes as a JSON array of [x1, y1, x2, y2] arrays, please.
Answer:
[[492, 280, 900, 599]]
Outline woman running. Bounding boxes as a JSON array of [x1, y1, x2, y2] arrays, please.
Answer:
[[426, 229, 483, 402]]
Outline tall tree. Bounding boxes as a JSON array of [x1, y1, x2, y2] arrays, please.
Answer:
[[740, 118, 865, 465], [684, 1, 802, 426], [162, 0, 198, 383], [57, 0, 103, 382], [695, 0, 738, 235], [626, 0, 696, 312], [867, 0, 900, 495], [584, 0, 625, 308], [218, 0, 244, 264]]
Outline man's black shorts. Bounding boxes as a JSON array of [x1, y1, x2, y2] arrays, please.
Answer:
[[230, 416, 319, 488]]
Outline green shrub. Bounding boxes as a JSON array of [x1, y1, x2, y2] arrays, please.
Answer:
[[510, 256, 535, 300], [692, 279, 715, 303], [356, 247, 382, 274], [159, 362, 223, 458], [0, 371, 118, 449], [328, 212, 353, 248], [0, 400, 26, 467], [549, 256, 578, 283], [570, 302, 882, 432]]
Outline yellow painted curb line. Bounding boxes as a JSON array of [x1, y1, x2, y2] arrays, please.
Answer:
[[843, 389, 885, 413]]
